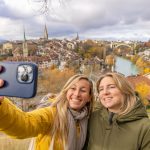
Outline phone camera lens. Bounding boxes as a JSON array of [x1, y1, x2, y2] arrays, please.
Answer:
[[21, 74, 29, 82]]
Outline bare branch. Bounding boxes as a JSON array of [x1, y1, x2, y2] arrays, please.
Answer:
[[29, 0, 68, 15]]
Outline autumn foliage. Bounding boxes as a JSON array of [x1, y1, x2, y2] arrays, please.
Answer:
[[135, 82, 150, 106], [38, 68, 75, 94], [78, 40, 106, 59], [127, 75, 150, 106]]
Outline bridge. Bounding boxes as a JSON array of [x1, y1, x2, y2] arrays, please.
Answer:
[[110, 41, 137, 54]]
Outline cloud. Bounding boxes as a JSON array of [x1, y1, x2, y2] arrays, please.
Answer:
[[0, 0, 150, 41]]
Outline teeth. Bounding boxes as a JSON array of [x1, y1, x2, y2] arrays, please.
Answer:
[[106, 98, 111, 100], [104, 97, 112, 99], [71, 99, 80, 102], [103, 98, 112, 101]]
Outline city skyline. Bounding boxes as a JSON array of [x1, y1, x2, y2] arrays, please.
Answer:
[[0, 0, 150, 41]]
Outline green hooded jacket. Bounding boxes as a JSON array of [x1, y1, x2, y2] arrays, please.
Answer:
[[84, 99, 150, 150]]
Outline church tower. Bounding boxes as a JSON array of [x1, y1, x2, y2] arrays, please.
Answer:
[[76, 32, 79, 40], [44, 24, 48, 40], [22, 28, 28, 57]]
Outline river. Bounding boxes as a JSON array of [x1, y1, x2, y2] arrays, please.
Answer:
[[114, 56, 140, 77]]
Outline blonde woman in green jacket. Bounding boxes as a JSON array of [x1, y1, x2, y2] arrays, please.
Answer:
[[84, 72, 150, 150], [0, 74, 94, 150]]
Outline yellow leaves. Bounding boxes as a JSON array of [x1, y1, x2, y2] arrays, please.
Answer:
[[81, 40, 105, 59], [38, 68, 75, 94], [136, 57, 145, 68], [135, 57, 149, 74], [143, 68, 150, 74], [135, 82, 150, 106]]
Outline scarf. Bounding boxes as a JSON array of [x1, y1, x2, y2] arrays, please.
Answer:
[[66, 107, 89, 150]]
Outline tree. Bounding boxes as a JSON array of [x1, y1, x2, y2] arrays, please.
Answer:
[[38, 67, 75, 93], [79, 40, 105, 59], [136, 57, 146, 68], [135, 82, 150, 106], [29, 0, 68, 15]]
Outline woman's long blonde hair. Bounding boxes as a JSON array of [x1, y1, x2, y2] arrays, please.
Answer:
[[96, 72, 137, 115], [50, 74, 94, 146]]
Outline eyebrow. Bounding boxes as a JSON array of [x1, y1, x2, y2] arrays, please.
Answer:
[[99, 84, 116, 87], [71, 84, 89, 89]]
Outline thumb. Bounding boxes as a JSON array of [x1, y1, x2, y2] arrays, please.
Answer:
[[0, 79, 4, 87]]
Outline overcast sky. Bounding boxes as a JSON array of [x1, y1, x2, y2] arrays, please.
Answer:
[[0, 0, 150, 41]]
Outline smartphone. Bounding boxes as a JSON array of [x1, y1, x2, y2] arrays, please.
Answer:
[[0, 61, 38, 98]]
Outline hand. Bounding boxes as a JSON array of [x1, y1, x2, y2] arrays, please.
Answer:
[[0, 65, 4, 87], [0, 65, 4, 102]]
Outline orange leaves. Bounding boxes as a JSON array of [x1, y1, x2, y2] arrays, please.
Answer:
[[135, 82, 150, 106], [38, 68, 75, 94]]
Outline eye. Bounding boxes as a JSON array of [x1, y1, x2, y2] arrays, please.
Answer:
[[109, 85, 116, 88], [80, 89, 87, 92], [70, 87, 76, 90], [99, 88, 103, 92]]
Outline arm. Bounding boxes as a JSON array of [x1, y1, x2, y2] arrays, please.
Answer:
[[0, 97, 55, 139]]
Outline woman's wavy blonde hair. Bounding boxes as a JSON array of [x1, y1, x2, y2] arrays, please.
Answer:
[[50, 74, 94, 147], [96, 72, 137, 115]]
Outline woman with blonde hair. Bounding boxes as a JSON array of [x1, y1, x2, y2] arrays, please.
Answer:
[[84, 72, 150, 150], [0, 74, 94, 150]]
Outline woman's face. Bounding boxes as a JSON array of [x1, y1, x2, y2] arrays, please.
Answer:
[[66, 79, 91, 111], [98, 76, 124, 113]]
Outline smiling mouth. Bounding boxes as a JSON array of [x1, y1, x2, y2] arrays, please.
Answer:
[[104, 97, 112, 100], [71, 98, 82, 102]]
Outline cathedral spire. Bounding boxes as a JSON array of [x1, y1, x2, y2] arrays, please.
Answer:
[[44, 24, 48, 40], [76, 32, 79, 40], [23, 27, 28, 57], [23, 27, 26, 41]]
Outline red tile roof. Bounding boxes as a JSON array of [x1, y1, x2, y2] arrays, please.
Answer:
[[126, 75, 150, 88]]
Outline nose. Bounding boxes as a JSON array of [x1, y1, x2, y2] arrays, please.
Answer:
[[74, 89, 80, 97], [101, 87, 110, 95]]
